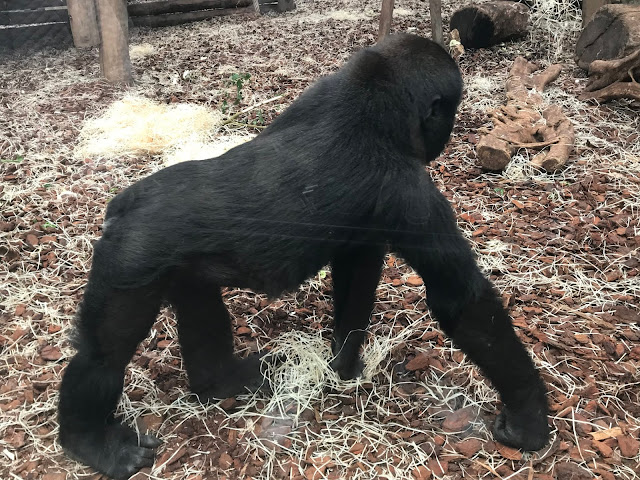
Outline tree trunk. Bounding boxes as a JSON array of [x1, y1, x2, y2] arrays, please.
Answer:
[[96, 0, 132, 85], [576, 4, 640, 69], [67, 0, 100, 48], [449, 1, 529, 48], [429, 0, 443, 46], [582, 0, 640, 25], [377, 0, 394, 42]]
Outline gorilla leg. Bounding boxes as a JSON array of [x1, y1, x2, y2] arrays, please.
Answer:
[[168, 274, 266, 400], [394, 193, 549, 451], [58, 279, 163, 480], [330, 245, 385, 379]]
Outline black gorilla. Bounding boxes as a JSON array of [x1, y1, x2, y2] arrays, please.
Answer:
[[58, 34, 549, 479]]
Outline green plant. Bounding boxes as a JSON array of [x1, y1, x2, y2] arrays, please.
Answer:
[[229, 72, 251, 104], [1, 156, 24, 163], [42, 221, 58, 230]]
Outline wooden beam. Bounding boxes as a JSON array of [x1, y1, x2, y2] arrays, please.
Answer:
[[0, 0, 65, 10], [130, 5, 253, 26], [377, 0, 394, 42], [67, 0, 100, 48], [95, 0, 132, 84], [429, 0, 443, 46], [0, 22, 72, 51], [127, 0, 251, 16], [0, 7, 67, 25]]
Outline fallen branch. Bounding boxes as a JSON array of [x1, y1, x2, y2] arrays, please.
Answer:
[[476, 57, 574, 172], [585, 47, 640, 92], [580, 80, 640, 103], [579, 47, 640, 104]]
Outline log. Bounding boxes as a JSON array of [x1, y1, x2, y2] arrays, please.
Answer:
[[449, 1, 529, 48], [476, 57, 573, 172], [576, 4, 640, 69], [130, 5, 253, 27], [67, 0, 100, 48], [582, 0, 640, 25], [96, 0, 132, 84], [127, 0, 251, 16], [251, 0, 294, 14], [377, 0, 394, 42]]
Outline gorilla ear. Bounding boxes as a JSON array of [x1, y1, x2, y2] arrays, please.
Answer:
[[351, 50, 391, 85], [424, 95, 442, 119]]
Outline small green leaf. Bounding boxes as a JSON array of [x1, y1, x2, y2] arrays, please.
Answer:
[[1, 156, 24, 163]]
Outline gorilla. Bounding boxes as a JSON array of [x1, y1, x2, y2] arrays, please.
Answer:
[[58, 33, 549, 479]]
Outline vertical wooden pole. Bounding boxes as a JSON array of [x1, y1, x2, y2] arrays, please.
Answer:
[[377, 0, 394, 42], [252, 0, 261, 14], [95, 0, 132, 84], [429, 0, 443, 46], [67, 0, 100, 48], [277, 0, 295, 12]]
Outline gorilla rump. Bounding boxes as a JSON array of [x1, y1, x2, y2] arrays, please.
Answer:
[[58, 34, 549, 479]]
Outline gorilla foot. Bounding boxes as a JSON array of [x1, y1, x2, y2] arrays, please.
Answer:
[[61, 423, 161, 480], [330, 353, 364, 380], [492, 405, 550, 451], [196, 354, 268, 401]]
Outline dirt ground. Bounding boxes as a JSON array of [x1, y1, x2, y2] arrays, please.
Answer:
[[0, 0, 639, 479]]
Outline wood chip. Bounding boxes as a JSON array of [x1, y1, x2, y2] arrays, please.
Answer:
[[589, 427, 622, 441]]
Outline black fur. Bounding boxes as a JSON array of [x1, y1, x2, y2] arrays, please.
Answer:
[[58, 34, 549, 479]]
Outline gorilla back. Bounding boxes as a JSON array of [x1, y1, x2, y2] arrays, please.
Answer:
[[58, 34, 549, 479]]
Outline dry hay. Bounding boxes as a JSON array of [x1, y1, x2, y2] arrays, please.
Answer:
[[75, 94, 223, 160], [129, 43, 156, 60]]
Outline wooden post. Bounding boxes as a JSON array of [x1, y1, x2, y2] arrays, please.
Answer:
[[277, 0, 295, 12], [378, 0, 394, 41], [429, 0, 443, 46], [95, 0, 132, 84], [67, 0, 100, 48]]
